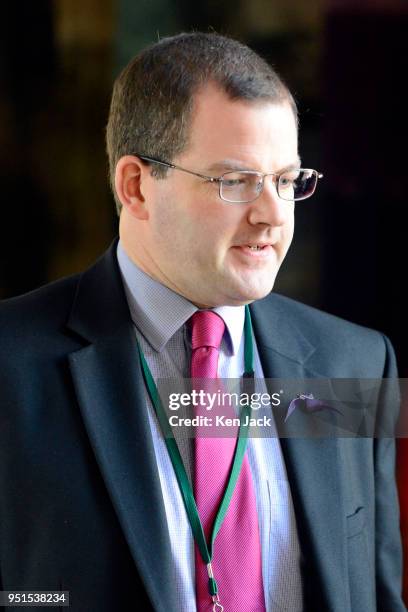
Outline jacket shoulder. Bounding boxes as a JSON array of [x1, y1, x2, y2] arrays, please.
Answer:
[[253, 292, 394, 377], [261, 293, 379, 337], [0, 273, 81, 342], [268, 292, 377, 339]]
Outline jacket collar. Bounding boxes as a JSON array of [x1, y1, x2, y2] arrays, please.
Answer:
[[66, 239, 179, 612]]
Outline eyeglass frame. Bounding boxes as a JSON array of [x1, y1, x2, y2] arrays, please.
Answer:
[[136, 154, 323, 203]]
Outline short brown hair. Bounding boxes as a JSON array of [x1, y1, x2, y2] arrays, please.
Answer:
[[106, 31, 297, 215]]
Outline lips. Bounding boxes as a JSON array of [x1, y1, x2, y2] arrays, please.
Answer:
[[232, 244, 275, 259]]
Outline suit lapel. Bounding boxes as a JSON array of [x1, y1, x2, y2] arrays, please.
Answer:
[[66, 242, 179, 612], [250, 298, 350, 612]]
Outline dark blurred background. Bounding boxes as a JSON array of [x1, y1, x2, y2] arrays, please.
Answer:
[[1, 0, 407, 598]]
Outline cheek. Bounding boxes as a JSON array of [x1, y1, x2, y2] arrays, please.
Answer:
[[152, 200, 208, 263], [283, 207, 295, 239], [287, 214, 295, 240], [152, 183, 242, 256]]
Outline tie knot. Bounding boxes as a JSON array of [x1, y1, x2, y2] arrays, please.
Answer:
[[190, 311, 225, 351]]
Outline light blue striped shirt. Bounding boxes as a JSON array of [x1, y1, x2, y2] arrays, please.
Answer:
[[117, 240, 303, 611]]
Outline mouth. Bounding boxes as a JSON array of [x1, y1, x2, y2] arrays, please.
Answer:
[[231, 244, 275, 259]]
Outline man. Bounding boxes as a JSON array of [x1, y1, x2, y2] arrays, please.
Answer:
[[0, 32, 404, 611]]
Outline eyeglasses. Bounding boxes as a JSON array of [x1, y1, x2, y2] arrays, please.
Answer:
[[137, 155, 323, 203]]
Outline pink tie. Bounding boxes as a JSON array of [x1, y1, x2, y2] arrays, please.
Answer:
[[190, 310, 266, 612]]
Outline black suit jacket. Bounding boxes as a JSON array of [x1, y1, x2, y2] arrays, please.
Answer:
[[0, 241, 405, 611]]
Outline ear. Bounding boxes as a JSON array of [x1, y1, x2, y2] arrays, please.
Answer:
[[114, 155, 149, 220]]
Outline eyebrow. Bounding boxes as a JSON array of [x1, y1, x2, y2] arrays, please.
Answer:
[[205, 156, 302, 174]]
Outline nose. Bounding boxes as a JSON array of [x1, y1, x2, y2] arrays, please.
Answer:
[[246, 175, 289, 227]]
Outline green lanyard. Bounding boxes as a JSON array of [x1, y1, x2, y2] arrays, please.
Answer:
[[136, 305, 254, 610]]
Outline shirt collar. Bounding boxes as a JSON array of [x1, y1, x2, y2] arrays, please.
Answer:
[[117, 240, 244, 354]]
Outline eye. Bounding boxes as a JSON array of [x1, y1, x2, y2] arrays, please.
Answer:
[[280, 177, 292, 187], [279, 171, 300, 188], [222, 177, 246, 188]]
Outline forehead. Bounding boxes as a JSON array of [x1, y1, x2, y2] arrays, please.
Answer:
[[180, 83, 298, 172]]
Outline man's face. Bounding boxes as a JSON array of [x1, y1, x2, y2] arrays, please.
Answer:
[[125, 84, 298, 308]]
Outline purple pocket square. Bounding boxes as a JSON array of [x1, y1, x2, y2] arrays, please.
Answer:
[[284, 393, 343, 423]]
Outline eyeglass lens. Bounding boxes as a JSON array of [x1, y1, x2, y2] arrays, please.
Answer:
[[220, 170, 318, 202]]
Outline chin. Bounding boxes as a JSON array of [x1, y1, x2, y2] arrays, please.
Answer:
[[210, 270, 277, 306], [244, 276, 277, 299], [227, 282, 276, 305], [246, 287, 274, 302]]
